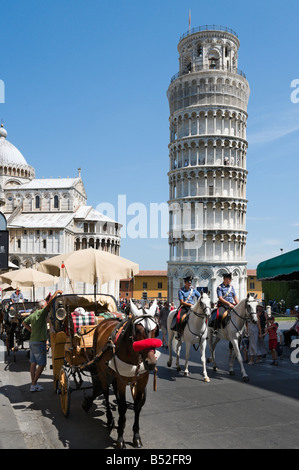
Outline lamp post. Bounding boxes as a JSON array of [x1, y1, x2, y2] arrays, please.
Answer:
[[0, 212, 8, 270]]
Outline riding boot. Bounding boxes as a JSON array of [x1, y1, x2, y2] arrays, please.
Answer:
[[175, 325, 182, 341], [170, 314, 178, 331], [213, 319, 220, 336]]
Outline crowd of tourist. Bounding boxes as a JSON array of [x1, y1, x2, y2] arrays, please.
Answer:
[[239, 304, 299, 366]]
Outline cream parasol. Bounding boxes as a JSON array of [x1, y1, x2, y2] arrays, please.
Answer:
[[0, 283, 15, 300], [0, 268, 56, 301], [1, 283, 15, 291], [38, 248, 139, 286]]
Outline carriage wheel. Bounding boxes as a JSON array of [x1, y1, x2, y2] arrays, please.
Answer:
[[59, 366, 71, 418]]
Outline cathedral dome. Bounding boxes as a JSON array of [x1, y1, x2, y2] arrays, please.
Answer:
[[0, 124, 28, 166]]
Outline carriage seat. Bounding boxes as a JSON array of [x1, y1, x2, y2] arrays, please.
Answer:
[[65, 311, 98, 355], [71, 310, 96, 334]]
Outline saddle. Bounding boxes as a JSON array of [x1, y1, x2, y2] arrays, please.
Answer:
[[170, 307, 190, 333], [208, 307, 230, 330]]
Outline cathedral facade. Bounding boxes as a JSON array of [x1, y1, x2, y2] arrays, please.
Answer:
[[0, 123, 121, 297]]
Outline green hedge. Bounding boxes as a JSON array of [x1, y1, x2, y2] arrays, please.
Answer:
[[262, 281, 299, 309]]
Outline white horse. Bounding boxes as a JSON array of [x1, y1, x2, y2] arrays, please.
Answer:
[[167, 292, 211, 381], [207, 294, 259, 382]]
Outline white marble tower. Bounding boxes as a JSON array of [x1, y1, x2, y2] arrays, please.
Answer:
[[167, 26, 250, 304]]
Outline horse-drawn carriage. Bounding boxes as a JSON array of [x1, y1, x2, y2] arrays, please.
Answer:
[[49, 293, 123, 413], [1, 299, 40, 361], [49, 293, 162, 448]]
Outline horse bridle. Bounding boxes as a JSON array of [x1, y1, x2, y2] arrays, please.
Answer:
[[231, 298, 257, 322], [187, 299, 211, 346], [229, 298, 257, 335], [191, 298, 211, 319], [131, 311, 159, 341]]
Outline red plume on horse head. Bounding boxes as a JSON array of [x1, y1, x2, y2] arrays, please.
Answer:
[[133, 338, 162, 352]]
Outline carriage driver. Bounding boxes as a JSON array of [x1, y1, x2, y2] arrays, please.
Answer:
[[214, 272, 239, 335], [10, 287, 24, 303], [170, 276, 201, 340]]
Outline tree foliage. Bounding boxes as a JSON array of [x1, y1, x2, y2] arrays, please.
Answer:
[[262, 281, 299, 308]]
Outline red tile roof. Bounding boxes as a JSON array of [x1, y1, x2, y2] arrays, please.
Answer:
[[247, 269, 257, 276]]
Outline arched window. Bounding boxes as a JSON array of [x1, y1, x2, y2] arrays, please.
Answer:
[[75, 238, 80, 251], [209, 55, 219, 69], [54, 195, 59, 209], [35, 195, 40, 209]]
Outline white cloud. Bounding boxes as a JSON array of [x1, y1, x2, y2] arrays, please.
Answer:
[[248, 107, 299, 145], [248, 124, 299, 145]]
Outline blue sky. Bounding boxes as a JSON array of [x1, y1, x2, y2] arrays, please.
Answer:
[[0, 0, 298, 270]]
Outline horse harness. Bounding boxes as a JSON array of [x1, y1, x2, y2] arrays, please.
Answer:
[[111, 312, 159, 388], [224, 298, 256, 336], [185, 299, 211, 351], [83, 313, 158, 386]]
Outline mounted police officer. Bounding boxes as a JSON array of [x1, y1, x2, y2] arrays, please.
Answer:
[[171, 276, 201, 340], [214, 272, 239, 335]]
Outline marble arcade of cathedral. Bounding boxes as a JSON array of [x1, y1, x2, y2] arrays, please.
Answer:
[[167, 26, 250, 303], [0, 123, 121, 299]]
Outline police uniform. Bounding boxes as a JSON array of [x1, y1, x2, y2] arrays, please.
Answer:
[[214, 274, 237, 333], [217, 282, 237, 310], [171, 277, 200, 336], [178, 285, 201, 306]]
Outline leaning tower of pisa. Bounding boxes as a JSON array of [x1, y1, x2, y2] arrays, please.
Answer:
[[167, 25, 250, 304]]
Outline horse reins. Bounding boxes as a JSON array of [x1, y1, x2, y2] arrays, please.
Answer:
[[187, 300, 211, 350], [228, 300, 256, 335]]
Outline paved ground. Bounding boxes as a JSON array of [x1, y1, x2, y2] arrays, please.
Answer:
[[0, 321, 298, 450]]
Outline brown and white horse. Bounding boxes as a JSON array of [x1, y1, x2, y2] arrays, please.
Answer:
[[82, 299, 161, 449]]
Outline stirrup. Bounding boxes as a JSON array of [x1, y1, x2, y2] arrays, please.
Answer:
[[213, 329, 218, 337]]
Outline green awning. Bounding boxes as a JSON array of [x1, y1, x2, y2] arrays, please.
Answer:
[[257, 248, 299, 281]]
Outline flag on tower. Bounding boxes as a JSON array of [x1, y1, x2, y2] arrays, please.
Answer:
[[189, 10, 191, 31]]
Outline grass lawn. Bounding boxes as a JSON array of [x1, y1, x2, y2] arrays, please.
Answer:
[[273, 316, 296, 322]]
